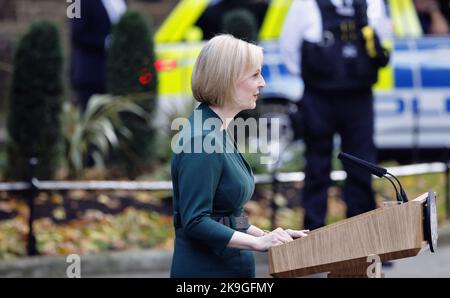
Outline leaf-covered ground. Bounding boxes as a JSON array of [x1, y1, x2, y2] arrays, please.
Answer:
[[0, 173, 448, 259], [0, 190, 174, 259], [0, 205, 174, 259]]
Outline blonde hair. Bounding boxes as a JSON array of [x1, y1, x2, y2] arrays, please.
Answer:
[[191, 34, 263, 106]]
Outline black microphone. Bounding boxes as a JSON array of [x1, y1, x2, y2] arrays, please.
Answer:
[[338, 152, 408, 203]]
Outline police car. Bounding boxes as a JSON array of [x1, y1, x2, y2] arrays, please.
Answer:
[[154, 0, 450, 163]]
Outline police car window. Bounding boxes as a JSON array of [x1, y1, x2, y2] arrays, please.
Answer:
[[195, 0, 269, 40]]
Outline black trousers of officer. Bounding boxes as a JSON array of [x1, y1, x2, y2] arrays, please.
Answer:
[[300, 88, 377, 230], [75, 85, 105, 113]]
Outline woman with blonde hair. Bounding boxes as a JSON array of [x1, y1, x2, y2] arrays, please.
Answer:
[[170, 35, 308, 278]]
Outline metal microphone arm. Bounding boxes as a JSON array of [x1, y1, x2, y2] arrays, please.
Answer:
[[338, 152, 409, 204], [387, 172, 409, 203]]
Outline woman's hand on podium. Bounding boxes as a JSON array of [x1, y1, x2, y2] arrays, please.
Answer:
[[254, 227, 293, 251], [285, 229, 309, 239]]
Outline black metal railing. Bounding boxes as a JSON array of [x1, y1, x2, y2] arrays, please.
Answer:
[[0, 157, 449, 255]]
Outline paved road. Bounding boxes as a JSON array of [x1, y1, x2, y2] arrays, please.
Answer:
[[381, 246, 450, 278], [92, 245, 450, 278]]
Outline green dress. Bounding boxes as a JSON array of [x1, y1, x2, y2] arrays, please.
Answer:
[[170, 103, 256, 278]]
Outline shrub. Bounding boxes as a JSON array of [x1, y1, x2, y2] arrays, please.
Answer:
[[221, 9, 259, 122], [6, 20, 63, 180], [221, 9, 258, 43], [107, 11, 158, 178], [62, 95, 148, 178]]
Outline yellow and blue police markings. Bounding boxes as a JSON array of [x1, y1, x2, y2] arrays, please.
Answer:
[[154, 0, 210, 98], [154, 0, 293, 98], [387, 0, 423, 38], [153, 0, 434, 94], [259, 0, 293, 41], [255, 36, 450, 150], [153, 0, 450, 150], [259, 37, 450, 98], [374, 37, 450, 149], [155, 42, 204, 96], [259, 41, 303, 102], [393, 37, 450, 88], [155, 0, 210, 43]]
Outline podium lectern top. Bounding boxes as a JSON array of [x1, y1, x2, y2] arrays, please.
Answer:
[[268, 192, 438, 278]]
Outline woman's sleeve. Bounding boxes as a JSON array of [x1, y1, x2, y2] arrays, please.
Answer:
[[176, 149, 235, 255]]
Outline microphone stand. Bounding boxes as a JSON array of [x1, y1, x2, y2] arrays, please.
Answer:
[[386, 172, 408, 203], [338, 152, 408, 204]]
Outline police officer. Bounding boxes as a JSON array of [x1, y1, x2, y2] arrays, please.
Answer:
[[280, 0, 392, 230], [70, 0, 127, 112]]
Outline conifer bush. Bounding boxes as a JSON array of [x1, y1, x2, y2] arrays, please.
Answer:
[[6, 20, 63, 180], [107, 11, 158, 177], [221, 9, 260, 121], [221, 9, 258, 43]]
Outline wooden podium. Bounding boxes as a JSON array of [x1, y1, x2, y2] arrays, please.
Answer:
[[268, 192, 438, 277]]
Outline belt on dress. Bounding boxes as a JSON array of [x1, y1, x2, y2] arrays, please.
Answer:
[[211, 214, 250, 231], [173, 212, 249, 231]]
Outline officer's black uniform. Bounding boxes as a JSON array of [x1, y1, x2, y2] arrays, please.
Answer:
[[300, 0, 390, 230]]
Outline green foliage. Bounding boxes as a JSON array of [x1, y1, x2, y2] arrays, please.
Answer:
[[241, 151, 270, 174], [374, 172, 447, 222], [155, 98, 197, 164], [107, 11, 157, 95], [106, 11, 158, 177], [62, 95, 148, 178], [6, 20, 63, 180], [221, 9, 258, 43]]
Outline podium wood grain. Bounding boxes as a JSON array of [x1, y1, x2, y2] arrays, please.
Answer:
[[268, 193, 431, 277]]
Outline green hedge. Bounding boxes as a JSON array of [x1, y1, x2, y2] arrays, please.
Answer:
[[107, 11, 158, 177], [221, 9, 258, 43], [6, 20, 63, 180]]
